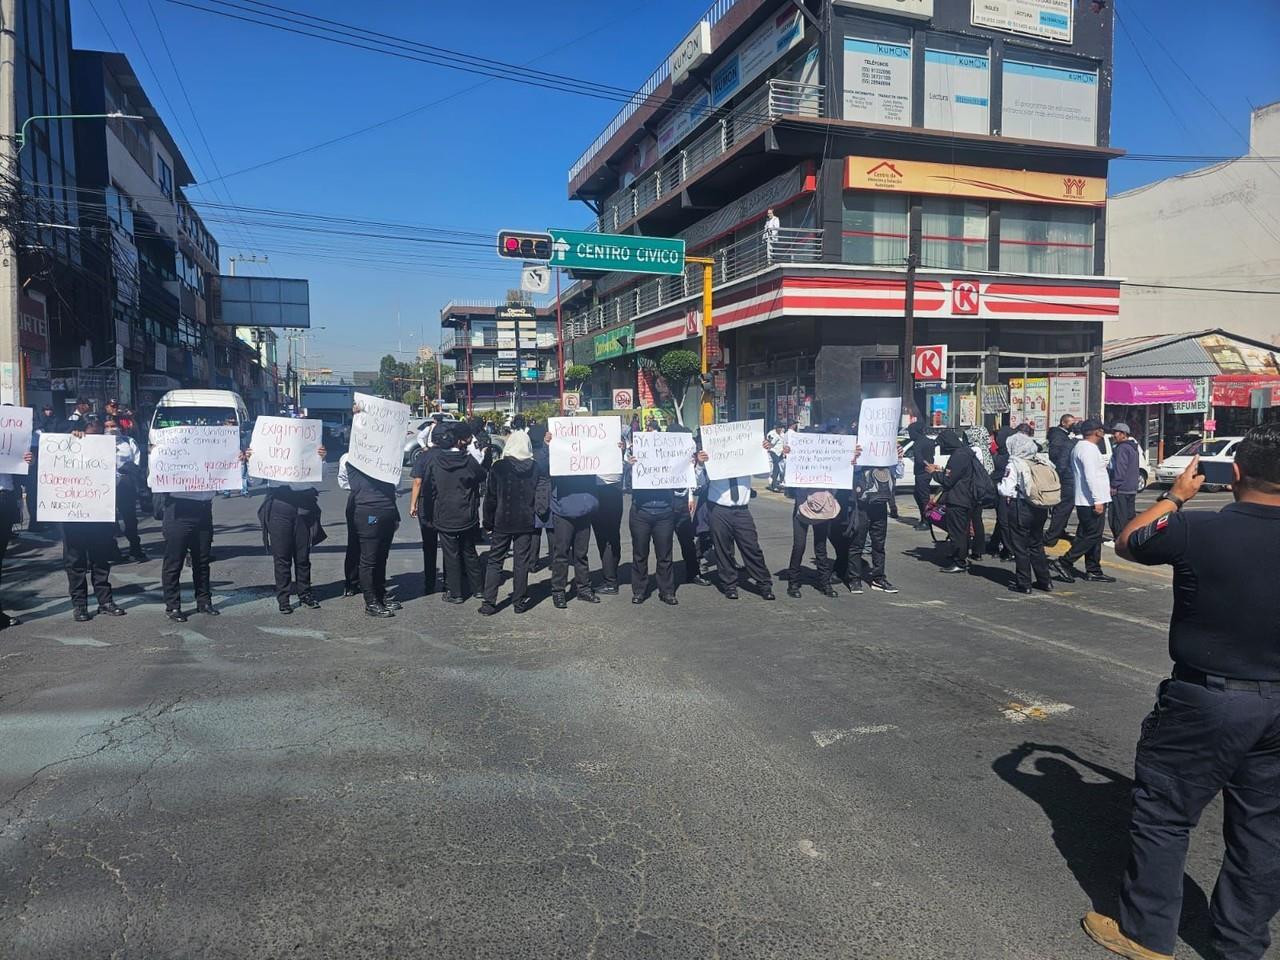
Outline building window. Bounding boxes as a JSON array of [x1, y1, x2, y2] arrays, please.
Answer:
[[157, 157, 173, 198], [1001, 55, 1099, 146], [999, 203, 1095, 275], [922, 198, 987, 270], [841, 192, 908, 265], [923, 36, 991, 135]]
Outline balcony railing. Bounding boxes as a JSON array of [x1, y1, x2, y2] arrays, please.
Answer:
[[564, 228, 822, 340], [592, 80, 824, 233], [450, 368, 560, 384]]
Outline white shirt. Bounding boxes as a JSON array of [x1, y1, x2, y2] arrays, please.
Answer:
[[337, 453, 351, 491], [763, 215, 780, 242], [764, 429, 786, 452], [1072, 440, 1112, 507], [706, 474, 753, 507], [114, 435, 141, 472]]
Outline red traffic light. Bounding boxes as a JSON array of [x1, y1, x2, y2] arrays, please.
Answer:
[[497, 230, 553, 261]]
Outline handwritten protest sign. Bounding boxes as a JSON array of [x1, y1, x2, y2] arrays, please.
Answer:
[[630, 431, 696, 489], [248, 417, 322, 484], [0, 406, 32, 475], [856, 397, 903, 467], [700, 419, 769, 481], [148, 426, 243, 493], [548, 416, 621, 476], [348, 392, 410, 485], [36, 433, 115, 522], [784, 431, 857, 489]]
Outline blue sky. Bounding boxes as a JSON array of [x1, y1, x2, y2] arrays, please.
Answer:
[[71, 0, 1280, 376]]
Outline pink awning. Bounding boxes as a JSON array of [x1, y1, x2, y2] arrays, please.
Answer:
[[1104, 378, 1198, 405]]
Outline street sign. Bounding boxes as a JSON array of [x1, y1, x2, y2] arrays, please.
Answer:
[[913, 344, 947, 381], [562, 392, 581, 413], [613, 388, 635, 410], [521, 263, 551, 294], [548, 229, 686, 276]]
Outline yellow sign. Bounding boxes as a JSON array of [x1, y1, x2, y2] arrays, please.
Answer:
[[844, 157, 1105, 206]]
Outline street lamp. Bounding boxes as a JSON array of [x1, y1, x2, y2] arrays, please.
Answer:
[[15, 111, 144, 150]]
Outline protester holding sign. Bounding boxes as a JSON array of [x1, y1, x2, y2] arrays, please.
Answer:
[[545, 428, 600, 609], [348, 458, 401, 618], [106, 416, 146, 563], [850, 442, 906, 593], [247, 428, 327, 615], [0, 445, 33, 629], [60, 422, 127, 622], [626, 432, 697, 606], [348, 393, 411, 486], [696, 424, 775, 602], [479, 430, 548, 616], [426, 423, 488, 604], [781, 429, 857, 599]]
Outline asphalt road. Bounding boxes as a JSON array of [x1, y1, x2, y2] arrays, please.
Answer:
[[0, 479, 1262, 959]]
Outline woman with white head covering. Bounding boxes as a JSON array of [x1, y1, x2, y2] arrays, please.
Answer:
[[999, 431, 1056, 594], [478, 428, 549, 615]]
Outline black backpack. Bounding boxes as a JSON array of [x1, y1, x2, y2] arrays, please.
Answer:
[[971, 464, 997, 508]]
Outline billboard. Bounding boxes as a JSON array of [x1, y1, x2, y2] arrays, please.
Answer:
[[844, 156, 1105, 206], [213, 275, 311, 328], [843, 38, 913, 126], [1001, 59, 1098, 146]]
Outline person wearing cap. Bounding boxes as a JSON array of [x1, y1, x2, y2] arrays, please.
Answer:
[[696, 439, 776, 601], [479, 430, 548, 615], [1108, 421, 1141, 542], [1055, 418, 1116, 583]]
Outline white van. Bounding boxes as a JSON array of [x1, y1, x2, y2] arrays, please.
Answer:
[[149, 389, 249, 432]]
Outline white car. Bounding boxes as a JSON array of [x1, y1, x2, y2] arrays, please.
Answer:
[[1156, 437, 1244, 486]]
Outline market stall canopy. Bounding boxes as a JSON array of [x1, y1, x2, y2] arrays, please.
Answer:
[[1105, 378, 1199, 404]]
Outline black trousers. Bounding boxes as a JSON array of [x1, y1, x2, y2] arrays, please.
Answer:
[[162, 498, 213, 610], [116, 474, 141, 553], [630, 507, 675, 599], [343, 495, 359, 590], [1110, 492, 1137, 541], [969, 506, 987, 560], [851, 500, 889, 582], [266, 499, 314, 604], [356, 507, 398, 605], [1045, 482, 1076, 543], [913, 470, 932, 521], [674, 511, 699, 582], [591, 484, 623, 589], [944, 503, 972, 565], [0, 490, 15, 613], [1007, 498, 1051, 589], [419, 519, 439, 594], [709, 505, 771, 591], [829, 517, 851, 584], [551, 514, 592, 595], [1064, 505, 1105, 575], [439, 526, 481, 599], [483, 530, 536, 604], [787, 513, 831, 586], [22, 471, 40, 529], [63, 523, 115, 608], [989, 495, 1012, 556], [1120, 676, 1280, 959]]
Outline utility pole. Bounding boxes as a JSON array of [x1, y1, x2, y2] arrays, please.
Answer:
[[0, 0, 22, 404], [901, 251, 919, 422]]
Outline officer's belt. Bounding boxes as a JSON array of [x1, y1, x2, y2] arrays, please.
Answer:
[[1174, 666, 1279, 695]]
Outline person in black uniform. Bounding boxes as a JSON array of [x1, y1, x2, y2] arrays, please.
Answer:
[[1081, 423, 1280, 960], [156, 436, 228, 622], [105, 416, 146, 562], [426, 423, 487, 603], [252, 444, 327, 614], [0, 447, 33, 629], [1045, 413, 1079, 545], [409, 427, 451, 597], [479, 430, 548, 615], [626, 450, 682, 607], [63, 422, 126, 622], [696, 440, 776, 601], [337, 453, 360, 597], [667, 424, 710, 588], [347, 460, 400, 617], [906, 420, 935, 531], [928, 429, 977, 573]]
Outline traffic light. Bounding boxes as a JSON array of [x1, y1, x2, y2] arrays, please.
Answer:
[[497, 230, 552, 261]]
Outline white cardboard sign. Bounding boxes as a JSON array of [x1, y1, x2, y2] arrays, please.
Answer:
[[548, 416, 622, 477], [700, 419, 770, 481], [148, 425, 244, 493], [0, 406, 32, 475], [784, 431, 857, 489], [248, 417, 323, 484], [348, 392, 410, 485], [36, 433, 115, 522], [855, 397, 903, 467], [630, 432, 696, 490]]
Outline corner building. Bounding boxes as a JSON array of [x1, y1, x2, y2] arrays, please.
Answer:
[[564, 0, 1120, 431]]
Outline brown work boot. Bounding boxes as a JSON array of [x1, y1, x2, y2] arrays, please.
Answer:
[[1082, 912, 1173, 960]]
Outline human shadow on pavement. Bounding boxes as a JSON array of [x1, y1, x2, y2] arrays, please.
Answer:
[[993, 742, 1215, 958]]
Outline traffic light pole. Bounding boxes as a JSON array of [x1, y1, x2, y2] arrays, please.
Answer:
[[555, 268, 565, 415], [686, 257, 715, 426]]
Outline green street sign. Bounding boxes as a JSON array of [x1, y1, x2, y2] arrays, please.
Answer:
[[549, 229, 685, 276]]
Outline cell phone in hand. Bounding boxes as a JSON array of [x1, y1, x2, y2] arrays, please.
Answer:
[[1197, 459, 1235, 486]]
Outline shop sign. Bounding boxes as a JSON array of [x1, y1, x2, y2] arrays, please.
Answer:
[[971, 0, 1073, 44], [19, 291, 48, 351], [924, 48, 990, 135], [1002, 59, 1098, 146], [594, 323, 635, 362], [912, 344, 947, 381], [1104, 378, 1198, 405], [710, 7, 805, 107], [669, 21, 712, 86], [836, 0, 933, 17], [1169, 377, 1210, 415], [845, 156, 1105, 206], [843, 38, 913, 127]]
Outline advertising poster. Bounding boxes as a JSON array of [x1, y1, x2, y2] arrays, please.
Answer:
[[548, 416, 622, 477], [784, 431, 857, 490], [1002, 60, 1098, 146], [348, 393, 410, 485], [248, 417, 323, 484], [148, 426, 244, 493], [1049, 373, 1088, 427], [1009, 377, 1051, 435], [855, 397, 903, 467], [923, 49, 990, 134], [630, 432, 696, 490], [0, 407, 33, 475], [843, 38, 913, 126], [972, 0, 1073, 43], [700, 419, 770, 481], [36, 433, 115, 522]]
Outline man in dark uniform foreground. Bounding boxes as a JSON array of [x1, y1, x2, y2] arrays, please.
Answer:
[[1082, 422, 1280, 960]]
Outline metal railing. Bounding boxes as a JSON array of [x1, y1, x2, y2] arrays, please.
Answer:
[[450, 368, 559, 384], [564, 228, 822, 339], [569, 0, 742, 183], [591, 80, 824, 233]]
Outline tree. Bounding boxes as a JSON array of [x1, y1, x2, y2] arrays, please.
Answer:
[[658, 349, 701, 425], [564, 364, 592, 389], [372, 352, 453, 407]]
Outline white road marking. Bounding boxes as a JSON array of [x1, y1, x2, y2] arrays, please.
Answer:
[[811, 724, 898, 747], [257, 627, 327, 640], [890, 600, 946, 608], [45, 635, 110, 648]]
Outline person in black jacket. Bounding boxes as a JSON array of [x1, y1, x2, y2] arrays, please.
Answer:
[[347, 461, 400, 617], [426, 422, 488, 603], [409, 427, 453, 597], [479, 431, 548, 615], [987, 425, 1016, 560], [928, 429, 978, 572], [252, 444, 328, 615], [906, 420, 935, 531], [1045, 414, 1079, 545], [625, 446, 685, 607]]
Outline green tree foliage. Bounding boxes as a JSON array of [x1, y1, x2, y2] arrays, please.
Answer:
[[657, 349, 701, 425], [564, 364, 593, 389], [372, 353, 453, 406]]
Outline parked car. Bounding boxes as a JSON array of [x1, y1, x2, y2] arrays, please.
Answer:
[[403, 415, 462, 465], [1155, 436, 1244, 486]]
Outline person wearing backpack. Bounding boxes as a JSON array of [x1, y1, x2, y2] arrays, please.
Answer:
[[928, 429, 979, 573], [850, 442, 906, 593], [965, 425, 995, 561], [999, 432, 1056, 593]]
